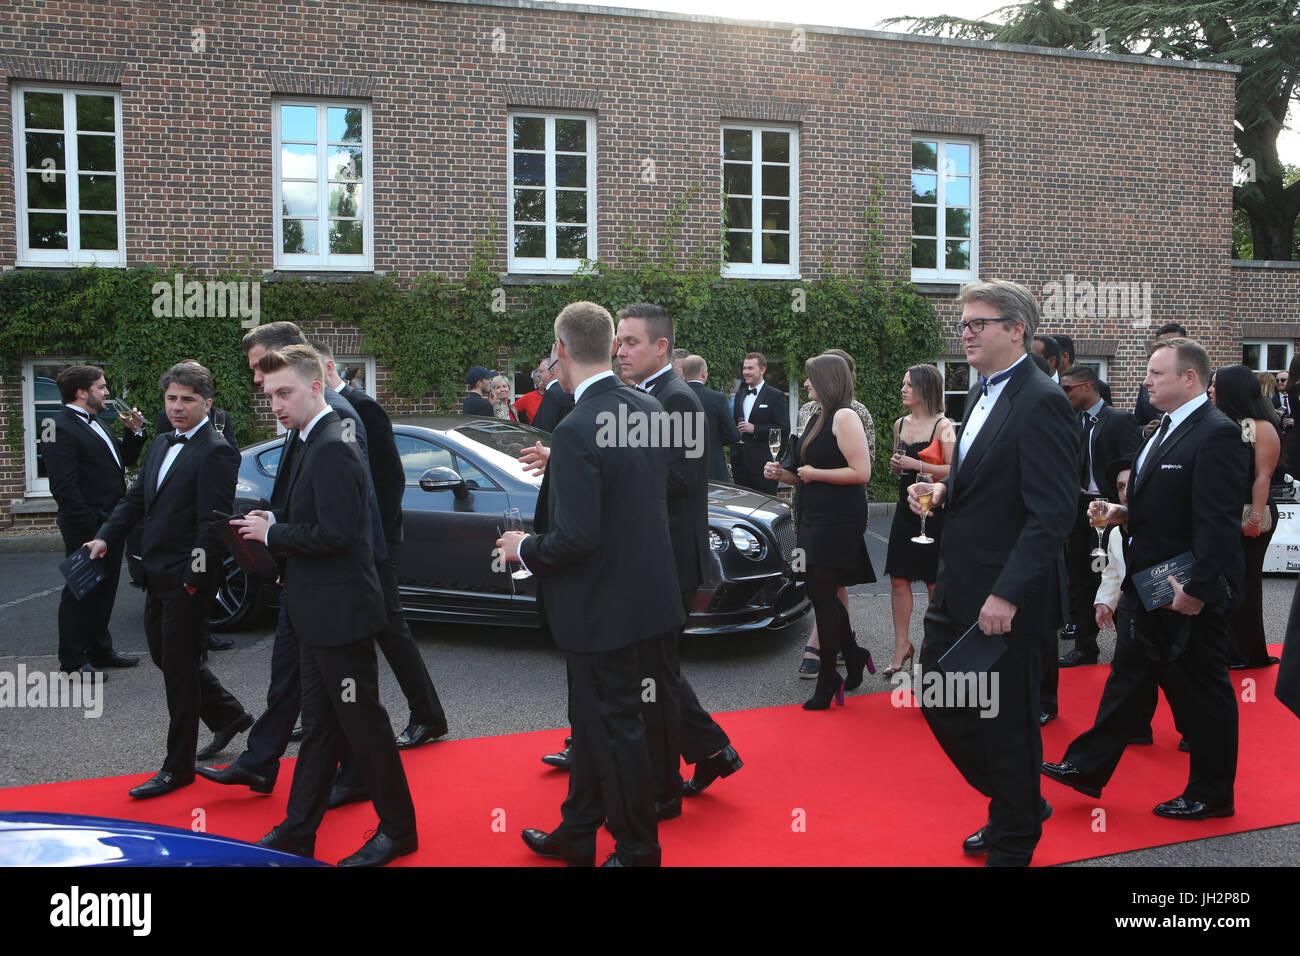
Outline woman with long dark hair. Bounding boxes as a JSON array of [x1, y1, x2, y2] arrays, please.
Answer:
[[765, 354, 874, 709], [1209, 364, 1283, 668]]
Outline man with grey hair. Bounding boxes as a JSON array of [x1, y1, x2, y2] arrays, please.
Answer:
[[906, 279, 1078, 865], [531, 343, 575, 432]]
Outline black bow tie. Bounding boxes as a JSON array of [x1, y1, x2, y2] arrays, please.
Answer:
[[979, 367, 1016, 395], [71, 410, 92, 424], [745, 387, 758, 396], [166, 433, 189, 446]]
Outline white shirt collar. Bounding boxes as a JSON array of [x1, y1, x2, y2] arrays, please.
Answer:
[[1159, 391, 1208, 432], [686, 379, 705, 385], [299, 405, 332, 441], [639, 364, 675, 391], [978, 353, 1028, 397], [574, 370, 617, 404], [175, 417, 209, 440], [64, 402, 95, 421]]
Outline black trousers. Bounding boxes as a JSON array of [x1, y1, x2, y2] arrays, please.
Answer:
[[281, 636, 417, 842], [1065, 493, 1105, 658], [58, 530, 123, 670], [143, 574, 245, 777], [920, 603, 1049, 866], [236, 599, 301, 783], [1063, 594, 1238, 807], [557, 638, 660, 866]]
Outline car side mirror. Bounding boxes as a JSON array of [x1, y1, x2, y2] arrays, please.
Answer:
[[419, 466, 469, 500]]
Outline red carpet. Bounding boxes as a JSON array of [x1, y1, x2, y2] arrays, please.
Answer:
[[3, 644, 1297, 866]]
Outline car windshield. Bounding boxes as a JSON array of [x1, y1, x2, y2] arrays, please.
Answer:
[[449, 420, 551, 487]]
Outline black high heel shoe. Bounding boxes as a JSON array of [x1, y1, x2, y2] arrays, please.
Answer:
[[803, 673, 845, 711], [843, 645, 876, 691]]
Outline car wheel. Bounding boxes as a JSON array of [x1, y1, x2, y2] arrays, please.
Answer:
[[209, 556, 258, 632]]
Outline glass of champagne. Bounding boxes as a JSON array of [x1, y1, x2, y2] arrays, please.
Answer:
[[214, 417, 225, 437], [768, 426, 783, 464], [1089, 498, 1109, 558], [911, 471, 935, 545], [504, 507, 532, 579]]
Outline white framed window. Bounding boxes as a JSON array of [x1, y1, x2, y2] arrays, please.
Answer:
[[1242, 340, 1295, 374], [508, 113, 596, 273], [911, 137, 978, 283], [22, 358, 118, 495], [273, 100, 373, 271], [337, 354, 376, 396], [1074, 356, 1110, 381], [934, 358, 972, 423], [721, 124, 799, 278], [13, 86, 125, 267]]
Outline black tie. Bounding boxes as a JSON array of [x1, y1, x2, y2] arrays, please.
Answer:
[[746, 387, 758, 396], [1079, 413, 1097, 487], [1136, 414, 1171, 489], [166, 432, 189, 446]]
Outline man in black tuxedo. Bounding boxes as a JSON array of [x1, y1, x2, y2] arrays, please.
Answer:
[[1043, 338, 1249, 821], [730, 352, 789, 494], [683, 354, 741, 483], [1133, 323, 1188, 427], [44, 366, 146, 676], [1059, 364, 1142, 668], [906, 280, 1078, 866], [89, 363, 251, 799], [531, 347, 574, 432], [616, 306, 741, 816], [236, 345, 417, 866], [503, 301, 683, 867]]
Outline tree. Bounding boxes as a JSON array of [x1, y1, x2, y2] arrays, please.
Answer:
[[887, 1, 1300, 260]]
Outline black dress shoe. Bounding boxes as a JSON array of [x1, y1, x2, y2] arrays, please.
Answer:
[[206, 634, 234, 651], [1058, 649, 1099, 668], [196, 711, 255, 761], [521, 828, 594, 866], [1178, 738, 1191, 753], [87, 650, 139, 668], [61, 663, 108, 681], [1153, 796, 1234, 821], [289, 725, 304, 742], [196, 763, 275, 794], [1127, 734, 1154, 745], [600, 849, 660, 867], [129, 771, 194, 799], [655, 796, 682, 821], [564, 735, 572, 746], [258, 824, 315, 857], [682, 745, 743, 797], [338, 828, 418, 867], [1041, 760, 1103, 799], [1039, 711, 1057, 727], [541, 745, 571, 770], [963, 799, 1053, 855], [395, 717, 449, 749], [328, 784, 370, 810]]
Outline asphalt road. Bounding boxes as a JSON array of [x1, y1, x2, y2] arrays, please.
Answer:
[[2, 530, 1297, 867]]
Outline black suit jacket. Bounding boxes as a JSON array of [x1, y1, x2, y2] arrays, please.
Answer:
[[1123, 400, 1249, 613], [324, 388, 388, 563], [646, 371, 712, 594], [266, 411, 384, 646], [43, 407, 147, 542], [154, 406, 238, 451], [934, 358, 1079, 634], [689, 380, 740, 482], [730, 382, 790, 479], [97, 420, 237, 590], [340, 383, 405, 550], [519, 376, 684, 652], [531, 380, 575, 433], [1081, 402, 1143, 497]]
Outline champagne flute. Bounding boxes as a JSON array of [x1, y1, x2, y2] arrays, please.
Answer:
[[504, 507, 532, 579], [214, 418, 226, 437], [911, 471, 935, 545], [768, 426, 783, 463], [1089, 498, 1109, 558]]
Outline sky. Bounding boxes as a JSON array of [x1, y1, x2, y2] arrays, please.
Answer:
[[559, 0, 1300, 165]]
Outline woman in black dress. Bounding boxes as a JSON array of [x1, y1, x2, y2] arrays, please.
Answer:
[[883, 364, 956, 676], [765, 354, 874, 709]]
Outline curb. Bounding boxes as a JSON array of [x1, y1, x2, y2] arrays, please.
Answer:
[[0, 534, 63, 554]]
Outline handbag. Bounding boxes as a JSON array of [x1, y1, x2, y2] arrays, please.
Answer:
[[916, 418, 947, 466]]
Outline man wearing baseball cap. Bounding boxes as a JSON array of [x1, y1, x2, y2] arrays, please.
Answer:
[[464, 366, 496, 416]]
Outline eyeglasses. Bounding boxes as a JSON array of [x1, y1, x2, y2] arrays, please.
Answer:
[[955, 317, 1007, 335], [1061, 382, 1087, 391]]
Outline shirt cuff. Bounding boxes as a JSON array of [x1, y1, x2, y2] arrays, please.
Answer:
[[263, 513, 276, 546], [517, 535, 532, 575]]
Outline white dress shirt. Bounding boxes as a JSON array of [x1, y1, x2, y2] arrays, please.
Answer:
[[157, 417, 209, 490], [1082, 397, 1105, 494], [957, 354, 1028, 465], [1133, 391, 1207, 476], [574, 369, 617, 404], [1094, 526, 1126, 612], [637, 364, 674, 393], [741, 381, 764, 422]]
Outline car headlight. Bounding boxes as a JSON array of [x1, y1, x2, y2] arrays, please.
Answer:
[[729, 525, 766, 560], [709, 528, 728, 552]]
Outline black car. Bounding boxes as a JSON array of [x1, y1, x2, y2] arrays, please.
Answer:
[[131, 416, 808, 636]]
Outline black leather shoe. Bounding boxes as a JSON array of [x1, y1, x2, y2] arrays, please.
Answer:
[[395, 717, 449, 749], [963, 799, 1053, 855], [196, 711, 255, 761], [338, 828, 418, 867], [682, 745, 743, 797], [600, 849, 660, 867], [289, 725, 304, 742], [541, 745, 571, 770], [129, 771, 194, 799], [328, 784, 370, 810], [1178, 738, 1191, 753], [196, 763, 275, 794], [206, 634, 234, 651], [1127, 734, 1154, 745], [1153, 796, 1234, 821], [521, 828, 594, 866], [61, 663, 108, 681], [1039, 711, 1057, 727], [1041, 760, 1103, 799], [655, 796, 682, 821], [87, 651, 139, 668], [1058, 649, 1099, 668], [258, 824, 315, 858]]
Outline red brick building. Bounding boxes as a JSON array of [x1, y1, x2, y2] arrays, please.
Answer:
[[2, 0, 1296, 530]]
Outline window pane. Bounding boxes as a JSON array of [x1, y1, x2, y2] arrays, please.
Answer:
[[762, 131, 790, 163], [723, 163, 752, 195], [763, 164, 790, 197], [726, 197, 752, 230], [328, 147, 363, 180], [24, 91, 63, 129], [944, 176, 970, 206], [513, 225, 545, 258], [555, 190, 587, 224], [722, 128, 751, 161], [329, 220, 364, 255], [282, 219, 317, 254], [328, 107, 363, 143], [76, 95, 115, 132], [946, 208, 971, 238], [32, 364, 68, 480], [281, 143, 316, 178], [79, 213, 117, 249], [556, 226, 588, 259], [329, 182, 363, 217], [513, 188, 545, 222], [512, 116, 544, 151], [912, 206, 936, 236], [946, 143, 971, 175], [77, 134, 116, 172], [28, 212, 68, 249], [281, 182, 317, 217], [911, 237, 936, 269], [556, 155, 586, 188], [944, 362, 969, 392], [945, 240, 971, 270], [1242, 344, 1260, 369], [911, 174, 936, 203], [912, 141, 937, 172], [281, 105, 317, 141], [79, 174, 116, 211], [725, 231, 752, 263], [762, 198, 789, 232], [761, 232, 790, 265], [26, 172, 66, 210], [1267, 344, 1288, 370], [25, 132, 65, 167], [513, 153, 544, 186], [556, 119, 586, 152]]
